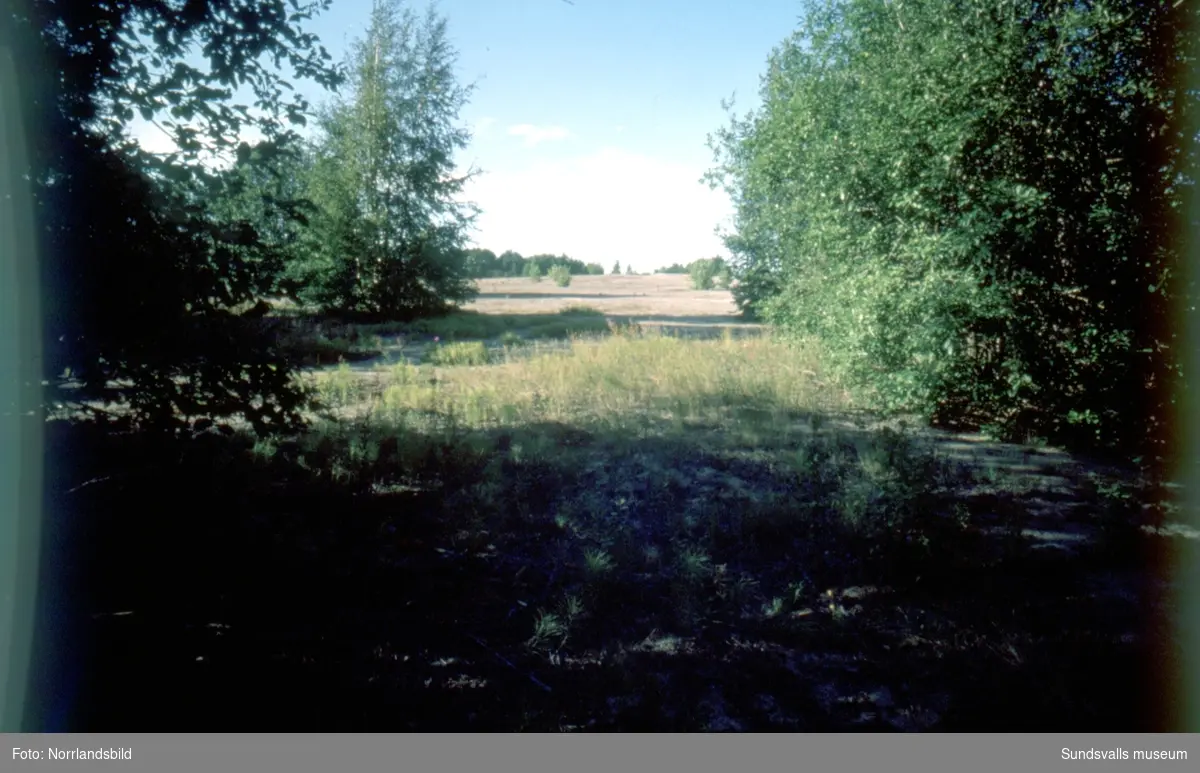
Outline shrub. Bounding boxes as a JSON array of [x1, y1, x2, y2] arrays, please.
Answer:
[[525, 261, 543, 282], [558, 305, 604, 317], [424, 340, 491, 366], [548, 264, 572, 288], [689, 258, 725, 290]]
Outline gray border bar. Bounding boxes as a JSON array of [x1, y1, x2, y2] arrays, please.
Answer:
[[2, 734, 1197, 773]]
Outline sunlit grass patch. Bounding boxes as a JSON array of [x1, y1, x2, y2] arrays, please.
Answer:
[[314, 362, 362, 407], [360, 332, 841, 432], [423, 340, 492, 367]]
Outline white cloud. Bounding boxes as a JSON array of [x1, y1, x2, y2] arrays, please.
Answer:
[[507, 123, 572, 148], [460, 146, 733, 273]]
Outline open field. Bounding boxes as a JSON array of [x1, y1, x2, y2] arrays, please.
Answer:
[[466, 274, 743, 318], [49, 276, 1192, 731]]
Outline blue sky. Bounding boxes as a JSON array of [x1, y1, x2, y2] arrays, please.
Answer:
[[138, 1, 806, 272]]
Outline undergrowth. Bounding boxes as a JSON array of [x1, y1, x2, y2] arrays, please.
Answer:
[[55, 323, 1167, 732]]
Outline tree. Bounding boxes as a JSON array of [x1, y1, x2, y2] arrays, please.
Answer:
[[292, 0, 478, 319], [498, 250, 525, 276], [688, 257, 726, 290], [525, 260, 543, 282], [585, 263, 604, 275], [625, 264, 635, 276], [548, 264, 572, 287], [208, 139, 319, 301], [715, 265, 733, 290], [463, 247, 499, 278], [10, 0, 342, 434], [707, 0, 1198, 459], [612, 260, 621, 275], [526, 253, 589, 275]]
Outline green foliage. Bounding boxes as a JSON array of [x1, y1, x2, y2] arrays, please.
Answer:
[[463, 247, 500, 278], [460, 248, 594, 278], [525, 261, 543, 282], [656, 263, 689, 275], [612, 260, 621, 275], [290, 0, 478, 320], [497, 250, 525, 277], [585, 263, 605, 275], [548, 264, 572, 288], [707, 0, 1199, 460], [20, 0, 342, 435], [382, 308, 608, 341], [525, 253, 591, 276], [688, 257, 727, 290], [715, 266, 733, 290]]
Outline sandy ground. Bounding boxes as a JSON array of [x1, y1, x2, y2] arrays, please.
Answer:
[[466, 274, 743, 319]]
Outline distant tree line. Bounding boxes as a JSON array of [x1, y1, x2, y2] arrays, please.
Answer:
[[461, 248, 604, 279], [655, 258, 733, 290]]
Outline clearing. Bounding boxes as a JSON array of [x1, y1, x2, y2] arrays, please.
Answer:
[[52, 274, 1192, 731]]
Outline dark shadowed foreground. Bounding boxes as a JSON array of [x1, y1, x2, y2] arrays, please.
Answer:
[[34, 325, 1188, 730]]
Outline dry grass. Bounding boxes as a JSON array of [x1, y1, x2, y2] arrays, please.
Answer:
[[312, 329, 851, 434], [466, 274, 742, 318]]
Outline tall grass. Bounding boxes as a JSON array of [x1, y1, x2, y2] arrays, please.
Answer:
[[309, 329, 848, 435]]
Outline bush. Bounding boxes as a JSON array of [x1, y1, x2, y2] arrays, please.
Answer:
[[558, 305, 604, 317], [706, 0, 1194, 459], [689, 258, 726, 290], [548, 264, 572, 288], [525, 262, 543, 282], [585, 263, 605, 275]]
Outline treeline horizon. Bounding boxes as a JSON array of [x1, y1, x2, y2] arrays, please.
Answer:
[[460, 248, 604, 278]]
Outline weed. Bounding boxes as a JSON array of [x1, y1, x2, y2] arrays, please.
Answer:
[[252, 438, 278, 460], [424, 341, 491, 367], [316, 362, 360, 407], [678, 546, 712, 583], [527, 610, 567, 650], [763, 597, 786, 618], [583, 548, 615, 577], [561, 593, 586, 623]]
